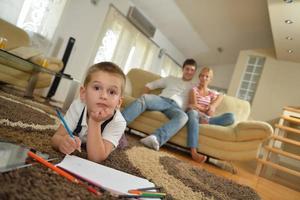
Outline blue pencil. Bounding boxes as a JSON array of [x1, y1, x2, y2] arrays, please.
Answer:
[[55, 109, 75, 139]]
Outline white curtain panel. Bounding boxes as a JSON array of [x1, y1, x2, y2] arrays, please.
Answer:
[[161, 54, 182, 78], [93, 6, 159, 74], [17, 0, 67, 40]]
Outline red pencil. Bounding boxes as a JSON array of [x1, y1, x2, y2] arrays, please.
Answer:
[[27, 151, 101, 196]]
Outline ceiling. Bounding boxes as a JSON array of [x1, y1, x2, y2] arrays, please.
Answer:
[[268, 0, 300, 63], [131, 0, 300, 65]]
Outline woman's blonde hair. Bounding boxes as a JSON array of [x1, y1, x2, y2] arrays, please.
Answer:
[[199, 67, 214, 78]]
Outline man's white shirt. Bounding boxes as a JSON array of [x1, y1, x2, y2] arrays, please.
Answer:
[[146, 76, 195, 110]]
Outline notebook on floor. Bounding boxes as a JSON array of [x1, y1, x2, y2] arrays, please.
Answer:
[[56, 155, 157, 196]]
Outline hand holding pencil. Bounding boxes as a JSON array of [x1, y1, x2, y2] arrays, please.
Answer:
[[58, 134, 81, 155], [55, 109, 81, 154]]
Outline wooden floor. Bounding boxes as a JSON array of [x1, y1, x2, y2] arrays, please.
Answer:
[[159, 145, 300, 200]]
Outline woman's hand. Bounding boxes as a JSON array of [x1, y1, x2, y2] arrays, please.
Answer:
[[188, 104, 198, 110], [196, 104, 209, 113], [207, 105, 216, 116]]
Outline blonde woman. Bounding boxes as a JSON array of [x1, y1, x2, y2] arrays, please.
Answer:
[[186, 67, 234, 163]]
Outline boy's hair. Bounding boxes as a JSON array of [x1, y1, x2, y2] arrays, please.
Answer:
[[182, 58, 197, 69], [84, 62, 126, 95]]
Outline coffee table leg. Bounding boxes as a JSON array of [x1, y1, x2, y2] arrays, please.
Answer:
[[24, 72, 38, 98]]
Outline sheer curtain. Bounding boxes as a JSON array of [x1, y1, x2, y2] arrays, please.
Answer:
[[17, 0, 67, 40], [0, 0, 67, 55], [94, 6, 159, 74], [161, 54, 182, 77]]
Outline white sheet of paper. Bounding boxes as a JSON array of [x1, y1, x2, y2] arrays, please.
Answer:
[[56, 155, 157, 197]]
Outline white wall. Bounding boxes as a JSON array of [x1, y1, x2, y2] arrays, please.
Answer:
[[209, 64, 235, 90], [48, 0, 185, 102], [228, 48, 300, 121]]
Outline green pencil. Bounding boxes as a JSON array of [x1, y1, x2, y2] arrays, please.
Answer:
[[119, 193, 165, 198]]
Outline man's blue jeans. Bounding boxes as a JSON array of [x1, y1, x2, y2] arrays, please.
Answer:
[[186, 109, 235, 148], [121, 94, 188, 146]]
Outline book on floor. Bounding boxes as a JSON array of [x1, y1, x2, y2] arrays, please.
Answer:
[[56, 155, 157, 196]]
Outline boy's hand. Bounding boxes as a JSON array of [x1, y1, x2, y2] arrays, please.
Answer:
[[89, 107, 114, 124], [58, 135, 81, 155]]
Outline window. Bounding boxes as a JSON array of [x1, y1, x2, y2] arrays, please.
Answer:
[[160, 54, 182, 77], [17, 0, 67, 40], [0, 0, 67, 55], [94, 6, 159, 74], [236, 56, 265, 103]]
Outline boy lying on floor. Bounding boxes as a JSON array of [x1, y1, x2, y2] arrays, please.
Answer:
[[51, 62, 126, 163]]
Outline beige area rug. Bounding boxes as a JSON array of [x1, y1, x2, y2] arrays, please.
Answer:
[[0, 92, 261, 200]]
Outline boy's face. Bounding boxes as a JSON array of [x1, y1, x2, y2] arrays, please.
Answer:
[[80, 71, 123, 116], [182, 64, 196, 81]]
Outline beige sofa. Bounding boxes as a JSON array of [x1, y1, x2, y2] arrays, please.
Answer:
[[0, 18, 63, 89], [122, 68, 273, 161]]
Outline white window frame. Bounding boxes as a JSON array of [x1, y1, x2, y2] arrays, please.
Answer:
[[236, 56, 265, 103]]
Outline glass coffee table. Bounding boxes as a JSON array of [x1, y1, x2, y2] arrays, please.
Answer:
[[0, 49, 80, 110]]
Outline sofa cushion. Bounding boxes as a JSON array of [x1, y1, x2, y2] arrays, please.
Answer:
[[124, 76, 132, 96], [0, 19, 30, 50], [123, 95, 136, 106], [199, 125, 236, 141], [127, 68, 161, 98], [215, 95, 250, 122], [0, 64, 30, 88]]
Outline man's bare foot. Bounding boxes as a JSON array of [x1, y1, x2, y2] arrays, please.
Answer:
[[191, 149, 207, 163]]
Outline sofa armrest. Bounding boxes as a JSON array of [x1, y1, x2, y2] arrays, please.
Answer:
[[234, 121, 273, 141]]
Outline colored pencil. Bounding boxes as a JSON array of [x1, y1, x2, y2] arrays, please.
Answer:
[[128, 190, 166, 196], [55, 109, 75, 139], [118, 194, 165, 198], [56, 109, 81, 152], [27, 151, 101, 196], [129, 186, 162, 191]]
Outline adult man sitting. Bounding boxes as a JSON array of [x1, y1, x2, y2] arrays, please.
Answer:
[[122, 59, 197, 150]]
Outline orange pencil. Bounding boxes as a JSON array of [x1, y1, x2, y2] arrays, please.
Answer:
[[27, 151, 101, 196]]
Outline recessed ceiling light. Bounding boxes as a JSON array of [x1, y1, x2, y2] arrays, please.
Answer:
[[285, 20, 293, 24], [283, 0, 293, 3], [286, 36, 293, 40], [287, 49, 293, 53]]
